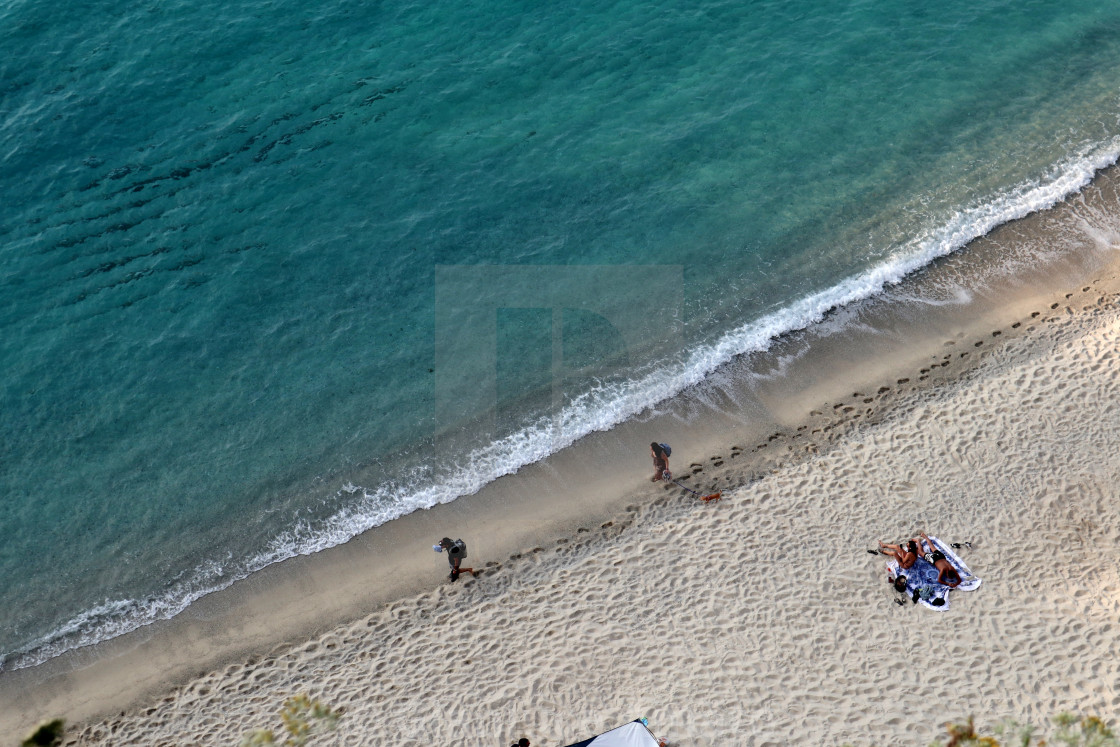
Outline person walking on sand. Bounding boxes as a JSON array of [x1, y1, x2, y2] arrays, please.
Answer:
[[650, 442, 671, 482], [435, 537, 477, 582]]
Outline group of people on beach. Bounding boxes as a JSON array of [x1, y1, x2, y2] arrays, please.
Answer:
[[435, 447, 963, 603], [437, 452, 962, 744], [879, 532, 962, 588]]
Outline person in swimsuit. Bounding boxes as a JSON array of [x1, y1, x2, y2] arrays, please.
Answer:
[[436, 537, 477, 582], [916, 532, 961, 587], [650, 442, 670, 482], [878, 539, 919, 569]]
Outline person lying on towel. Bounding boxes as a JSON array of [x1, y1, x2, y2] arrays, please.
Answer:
[[915, 532, 961, 587]]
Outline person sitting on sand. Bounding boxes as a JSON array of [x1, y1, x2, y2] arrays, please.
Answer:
[[879, 539, 919, 569], [435, 537, 477, 582], [650, 442, 670, 482], [915, 532, 961, 587]]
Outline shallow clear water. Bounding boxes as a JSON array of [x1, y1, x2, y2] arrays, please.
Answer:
[[2, 0, 1119, 668]]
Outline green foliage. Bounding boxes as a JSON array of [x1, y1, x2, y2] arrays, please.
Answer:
[[1052, 714, 1117, 747], [21, 720, 65, 747], [239, 695, 342, 747], [843, 714, 1116, 747], [913, 716, 996, 747], [925, 714, 1117, 747]]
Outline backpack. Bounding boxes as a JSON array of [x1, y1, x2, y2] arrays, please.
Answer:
[[658, 443, 672, 457], [450, 538, 467, 559]]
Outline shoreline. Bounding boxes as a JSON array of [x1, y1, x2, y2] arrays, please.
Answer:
[[10, 145, 1118, 682], [4, 167, 1120, 741]]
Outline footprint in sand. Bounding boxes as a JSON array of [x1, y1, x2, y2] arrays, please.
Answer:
[[892, 480, 919, 496]]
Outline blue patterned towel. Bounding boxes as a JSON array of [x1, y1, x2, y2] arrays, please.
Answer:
[[886, 536, 981, 611]]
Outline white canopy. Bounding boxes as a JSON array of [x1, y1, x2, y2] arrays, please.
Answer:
[[562, 720, 661, 747]]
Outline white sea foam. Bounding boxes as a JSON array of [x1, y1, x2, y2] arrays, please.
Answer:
[[8, 138, 1120, 672]]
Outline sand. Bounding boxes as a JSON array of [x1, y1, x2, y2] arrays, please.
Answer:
[[6, 171, 1120, 745]]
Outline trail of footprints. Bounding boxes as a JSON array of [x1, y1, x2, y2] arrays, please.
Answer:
[[662, 282, 1118, 500]]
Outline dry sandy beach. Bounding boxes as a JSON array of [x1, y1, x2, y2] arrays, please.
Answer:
[[6, 171, 1120, 745]]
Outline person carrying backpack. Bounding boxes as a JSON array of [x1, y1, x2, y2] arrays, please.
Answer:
[[434, 537, 477, 581], [649, 442, 671, 482]]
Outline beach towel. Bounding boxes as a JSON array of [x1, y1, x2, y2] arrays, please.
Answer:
[[886, 536, 981, 611]]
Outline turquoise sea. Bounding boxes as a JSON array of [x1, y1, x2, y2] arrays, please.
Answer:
[[2, 0, 1119, 669]]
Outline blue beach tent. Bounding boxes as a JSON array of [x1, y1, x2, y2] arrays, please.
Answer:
[[562, 719, 662, 747]]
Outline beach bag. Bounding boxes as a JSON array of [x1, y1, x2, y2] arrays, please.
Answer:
[[659, 443, 672, 457]]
